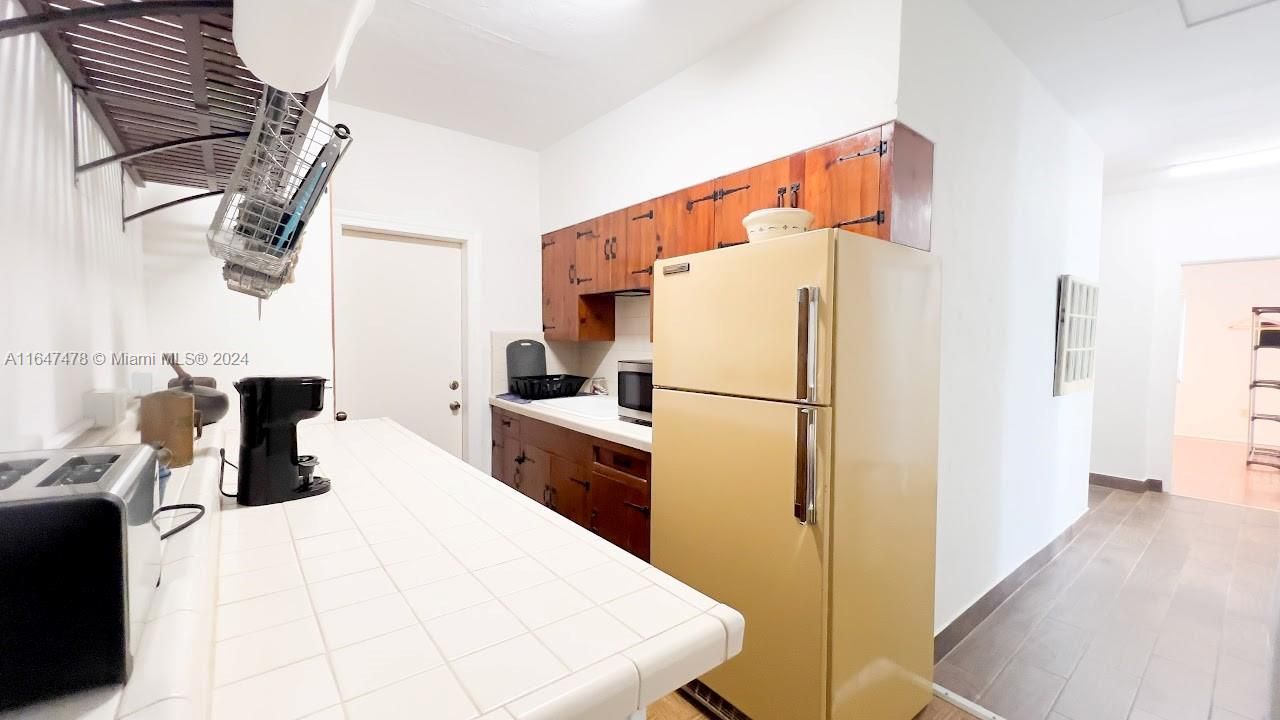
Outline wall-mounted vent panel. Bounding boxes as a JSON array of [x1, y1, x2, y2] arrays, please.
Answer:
[[1054, 275, 1099, 396]]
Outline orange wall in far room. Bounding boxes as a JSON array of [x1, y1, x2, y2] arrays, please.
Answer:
[[1174, 259, 1280, 445]]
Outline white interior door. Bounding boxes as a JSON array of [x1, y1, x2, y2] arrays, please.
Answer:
[[333, 228, 464, 456]]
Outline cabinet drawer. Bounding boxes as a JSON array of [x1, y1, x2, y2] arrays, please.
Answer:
[[496, 410, 521, 439], [593, 442, 650, 481]]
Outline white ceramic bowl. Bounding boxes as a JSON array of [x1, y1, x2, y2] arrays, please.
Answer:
[[742, 208, 814, 242]]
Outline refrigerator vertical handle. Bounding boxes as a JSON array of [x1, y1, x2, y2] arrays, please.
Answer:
[[795, 286, 820, 402], [794, 407, 818, 525]]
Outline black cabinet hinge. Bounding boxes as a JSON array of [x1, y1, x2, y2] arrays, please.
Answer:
[[834, 140, 888, 165], [577, 228, 598, 239], [686, 183, 751, 211], [834, 210, 886, 228], [623, 501, 651, 517], [631, 209, 654, 221], [541, 239, 555, 248]]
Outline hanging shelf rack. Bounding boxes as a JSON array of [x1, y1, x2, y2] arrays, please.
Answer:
[[2, 0, 322, 223]]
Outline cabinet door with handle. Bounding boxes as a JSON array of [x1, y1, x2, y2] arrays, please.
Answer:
[[514, 445, 550, 505], [597, 209, 628, 292], [572, 218, 602, 295], [541, 229, 575, 341], [711, 154, 805, 249], [549, 455, 591, 527], [664, 182, 717, 258], [589, 465, 651, 561], [805, 127, 885, 238], [624, 201, 658, 291]]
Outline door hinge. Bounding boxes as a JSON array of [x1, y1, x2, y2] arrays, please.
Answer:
[[834, 210, 885, 228], [685, 183, 750, 211], [577, 228, 598, 239], [623, 501, 651, 517], [541, 239, 555, 248], [631, 209, 654, 221], [834, 140, 887, 165], [542, 323, 557, 331]]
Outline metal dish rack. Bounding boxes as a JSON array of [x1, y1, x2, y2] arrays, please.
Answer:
[[206, 88, 351, 299], [1247, 306, 1280, 470]]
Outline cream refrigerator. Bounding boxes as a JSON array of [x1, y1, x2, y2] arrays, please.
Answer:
[[651, 229, 940, 720]]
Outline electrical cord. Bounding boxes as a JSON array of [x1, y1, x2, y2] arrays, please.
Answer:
[[152, 503, 206, 541], [219, 447, 238, 498]]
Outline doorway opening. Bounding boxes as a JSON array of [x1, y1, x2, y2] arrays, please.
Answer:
[[331, 223, 468, 458], [1171, 257, 1280, 510]]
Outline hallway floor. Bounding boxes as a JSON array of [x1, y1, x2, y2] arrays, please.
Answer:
[[1173, 436, 1280, 512], [936, 486, 1279, 720], [646, 690, 982, 720]]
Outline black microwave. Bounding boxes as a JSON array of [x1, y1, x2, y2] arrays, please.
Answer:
[[617, 360, 653, 426]]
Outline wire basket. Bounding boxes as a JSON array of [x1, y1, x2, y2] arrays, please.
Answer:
[[206, 87, 351, 298]]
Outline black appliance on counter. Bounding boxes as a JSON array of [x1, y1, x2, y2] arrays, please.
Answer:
[[0, 444, 160, 709], [234, 376, 331, 506]]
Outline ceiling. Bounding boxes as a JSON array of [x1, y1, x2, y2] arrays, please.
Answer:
[[964, 0, 1280, 177], [331, 0, 802, 149]]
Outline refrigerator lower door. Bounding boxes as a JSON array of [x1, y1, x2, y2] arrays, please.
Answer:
[[652, 229, 834, 404], [651, 388, 830, 720]]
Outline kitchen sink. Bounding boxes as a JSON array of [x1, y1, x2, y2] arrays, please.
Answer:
[[533, 394, 618, 421]]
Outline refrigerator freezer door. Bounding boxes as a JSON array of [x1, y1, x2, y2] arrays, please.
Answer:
[[651, 388, 830, 720], [653, 229, 834, 404]]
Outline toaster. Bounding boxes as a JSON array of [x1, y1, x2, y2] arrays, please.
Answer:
[[0, 444, 161, 709]]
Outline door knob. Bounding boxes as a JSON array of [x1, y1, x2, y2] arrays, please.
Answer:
[[449, 380, 459, 390], [449, 401, 461, 411], [335, 411, 348, 421]]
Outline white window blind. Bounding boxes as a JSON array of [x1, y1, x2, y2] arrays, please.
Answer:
[[1054, 275, 1099, 396]]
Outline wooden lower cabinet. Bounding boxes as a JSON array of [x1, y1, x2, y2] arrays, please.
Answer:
[[589, 466, 651, 561], [548, 455, 591, 526], [492, 407, 651, 560]]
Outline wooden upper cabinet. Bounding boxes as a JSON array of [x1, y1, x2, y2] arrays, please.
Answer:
[[597, 209, 628, 293], [805, 126, 885, 238], [806, 122, 934, 251], [571, 217, 602, 295], [541, 229, 574, 341], [666, 181, 716, 258], [710, 154, 806, 248], [624, 200, 658, 291], [880, 122, 934, 251]]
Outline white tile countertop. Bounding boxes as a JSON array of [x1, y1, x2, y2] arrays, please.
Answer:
[[490, 396, 653, 452], [209, 418, 740, 720]]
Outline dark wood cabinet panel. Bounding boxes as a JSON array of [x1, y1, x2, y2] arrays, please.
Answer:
[[666, 182, 716, 258], [805, 127, 885, 238], [881, 122, 934, 252], [590, 465, 651, 561], [596, 209, 628, 292], [549, 455, 591, 527], [711, 154, 805, 249], [624, 201, 658, 291], [491, 407, 650, 558], [517, 445, 550, 506], [541, 229, 574, 340], [572, 218, 602, 296]]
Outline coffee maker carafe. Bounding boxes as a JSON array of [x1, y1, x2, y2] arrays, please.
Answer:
[[234, 376, 331, 506]]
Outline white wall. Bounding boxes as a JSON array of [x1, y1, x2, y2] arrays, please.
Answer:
[[897, 0, 1103, 631], [538, 0, 903, 232], [1174, 260, 1280, 444], [141, 102, 542, 467], [1, 0, 148, 451], [139, 184, 335, 407], [1094, 167, 1280, 483], [326, 102, 541, 467]]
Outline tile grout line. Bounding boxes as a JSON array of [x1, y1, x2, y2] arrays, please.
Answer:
[[966, 490, 1144, 706]]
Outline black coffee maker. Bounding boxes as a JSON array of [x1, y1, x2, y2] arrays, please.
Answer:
[[234, 376, 331, 506]]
